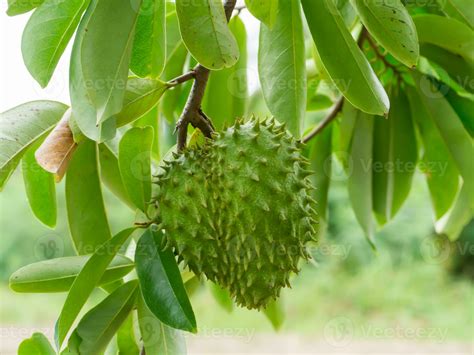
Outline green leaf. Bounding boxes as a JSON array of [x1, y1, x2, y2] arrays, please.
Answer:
[[338, 100, 358, 160], [259, 0, 306, 137], [10, 255, 134, 293], [436, 183, 474, 241], [445, 90, 474, 137], [308, 123, 333, 236], [119, 127, 154, 213], [245, 0, 278, 28], [117, 313, 140, 355], [79, 0, 142, 124], [419, 44, 474, 95], [7, 0, 44, 16], [175, 0, 239, 70], [0, 100, 68, 190], [133, 106, 160, 159], [209, 282, 233, 313], [135, 228, 197, 332], [412, 72, 474, 208], [263, 299, 285, 331], [69, 1, 116, 142], [66, 140, 111, 253], [372, 88, 418, 224], [137, 294, 187, 355], [18, 333, 55, 355], [406, 85, 460, 218], [301, 0, 389, 116], [437, 0, 474, 29], [161, 42, 188, 122], [348, 110, 375, 246], [351, 0, 419, 67], [161, 10, 188, 122], [21, 0, 89, 87], [418, 57, 474, 99], [67, 280, 138, 354], [98, 144, 136, 209], [131, 0, 166, 78], [22, 139, 57, 228], [413, 14, 474, 61], [116, 77, 168, 127], [55, 228, 136, 348], [202, 16, 248, 130]]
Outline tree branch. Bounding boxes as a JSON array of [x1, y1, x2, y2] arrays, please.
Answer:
[[301, 97, 344, 144], [176, 0, 237, 151]]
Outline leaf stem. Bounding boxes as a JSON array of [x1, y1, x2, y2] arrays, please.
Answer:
[[301, 97, 344, 144], [175, 0, 237, 151]]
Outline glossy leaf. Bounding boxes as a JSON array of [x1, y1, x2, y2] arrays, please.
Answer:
[[308, 123, 333, 237], [437, 0, 474, 29], [175, 0, 239, 70], [406, 85, 460, 218], [22, 139, 57, 228], [245, 0, 278, 28], [414, 14, 474, 61], [338, 101, 358, 160], [348, 112, 375, 246], [412, 73, 474, 208], [98, 144, 135, 209], [67, 280, 138, 354], [0, 101, 68, 190], [55, 228, 136, 348], [21, 0, 89, 87], [116, 77, 168, 127], [69, 1, 116, 142], [119, 127, 153, 212], [161, 10, 188, 122], [18, 333, 55, 355], [202, 16, 248, 130], [372, 89, 418, 224], [209, 282, 233, 313], [259, 0, 306, 137], [445, 90, 474, 137], [161, 42, 188, 122], [263, 299, 285, 331], [135, 228, 197, 332], [66, 140, 111, 253], [351, 0, 419, 67], [117, 313, 140, 355], [134, 106, 160, 159], [79, 0, 141, 124], [10, 255, 134, 293], [302, 0, 389, 116], [419, 44, 474, 95], [436, 183, 474, 240], [7, 0, 44, 16], [35, 109, 77, 182], [137, 294, 187, 355], [131, 0, 166, 77]]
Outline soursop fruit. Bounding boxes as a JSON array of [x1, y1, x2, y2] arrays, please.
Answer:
[[154, 118, 317, 309]]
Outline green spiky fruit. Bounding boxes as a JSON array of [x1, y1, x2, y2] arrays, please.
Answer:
[[154, 118, 317, 309]]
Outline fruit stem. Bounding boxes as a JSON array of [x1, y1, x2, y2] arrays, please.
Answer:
[[175, 0, 237, 152]]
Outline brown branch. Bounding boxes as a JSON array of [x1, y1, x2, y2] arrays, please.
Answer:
[[167, 70, 196, 87], [176, 0, 237, 151], [302, 97, 344, 144]]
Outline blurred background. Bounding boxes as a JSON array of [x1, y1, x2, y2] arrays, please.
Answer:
[[1, 1, 473, 354]]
